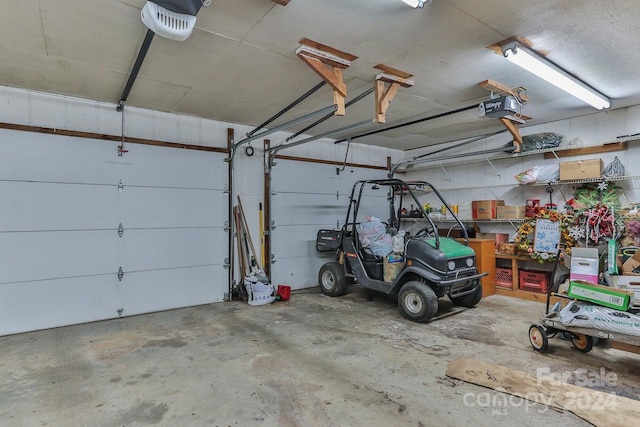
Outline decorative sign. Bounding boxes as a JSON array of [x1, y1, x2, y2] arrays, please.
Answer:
[[533, 219, 561, 253]]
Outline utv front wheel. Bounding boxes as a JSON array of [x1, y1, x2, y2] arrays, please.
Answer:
[[398, 281, 438, 323], [450, 281, 482, 308], [318, 262, 349, 296]]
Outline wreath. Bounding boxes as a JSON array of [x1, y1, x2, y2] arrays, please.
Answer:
[[514, 209, 575, 263]]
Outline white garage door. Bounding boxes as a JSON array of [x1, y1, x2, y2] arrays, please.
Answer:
[[270, 159, 388, 289], [0, 129, 228, 336]]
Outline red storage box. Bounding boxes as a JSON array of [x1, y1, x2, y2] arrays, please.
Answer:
[[519, 270, 549, 293], [495, 268, 513, 289]]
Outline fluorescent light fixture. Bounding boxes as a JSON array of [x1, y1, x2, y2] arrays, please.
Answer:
[[401, 0, 431, 8], [501, 41, 610, 110]]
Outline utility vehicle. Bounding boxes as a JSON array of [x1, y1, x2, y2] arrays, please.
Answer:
[[316, 179, 486, 323]]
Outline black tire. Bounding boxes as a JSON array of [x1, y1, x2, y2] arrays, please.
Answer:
[[318, 262, 349, 297], [529, 324, 548, 353], [450, 281, 483, 307], [571, 334, 594, 353], [398, 281, 439, 323]]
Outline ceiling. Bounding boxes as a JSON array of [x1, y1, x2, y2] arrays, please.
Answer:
[[1, 0, 640, 151]]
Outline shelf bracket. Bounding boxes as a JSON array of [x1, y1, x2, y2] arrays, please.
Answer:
[[498, 117, 523, 153], [374, 64, 414, 124], [440, 165, 452, 181], [486, 158, 501, 177], [550, 150, 560, 160], [296, 38, 357, 116], [489, 189, 499, 200]]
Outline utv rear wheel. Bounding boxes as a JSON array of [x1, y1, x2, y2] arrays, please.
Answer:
[[450, 281, 482, 308], [398, 281, 438, 323], [318, 262, 349, 297]]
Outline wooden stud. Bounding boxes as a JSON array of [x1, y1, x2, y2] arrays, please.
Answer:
[[499, 117, 523, 153]]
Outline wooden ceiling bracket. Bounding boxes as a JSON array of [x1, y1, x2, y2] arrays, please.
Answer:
[[499, 117, 523, 153], [296, 38, 357, 116], [374, 64, 414, 124]]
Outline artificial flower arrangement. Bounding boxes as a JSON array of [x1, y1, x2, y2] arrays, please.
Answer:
[[514, 209, 575, 263], [570, 182, 622, 246]]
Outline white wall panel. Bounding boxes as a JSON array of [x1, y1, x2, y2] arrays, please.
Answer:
[[0, 231, 117, 284], [117, 265, 226, 317], [0, 182, 117, 232], [0, 276, 120, 336]]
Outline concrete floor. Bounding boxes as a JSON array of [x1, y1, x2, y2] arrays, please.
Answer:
[[1, 288, 639, 427]]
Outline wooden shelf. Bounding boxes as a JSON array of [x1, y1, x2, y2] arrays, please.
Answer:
[[495, 287, 563, 305]]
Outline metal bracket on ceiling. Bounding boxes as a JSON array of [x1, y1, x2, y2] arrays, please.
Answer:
[[440, 165, 452, 181], [296, 37, 357, 116], [373, 64, 415, 124], [486, 158, 501, 177]]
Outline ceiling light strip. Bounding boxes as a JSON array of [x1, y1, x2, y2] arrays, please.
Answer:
[[501, 42, 611, 110]]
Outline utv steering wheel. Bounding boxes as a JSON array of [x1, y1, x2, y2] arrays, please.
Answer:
[[414, 225, 435, 237]]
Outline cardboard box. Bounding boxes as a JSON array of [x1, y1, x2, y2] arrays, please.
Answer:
[[472, 200, 505, 220], [607, 275, 640, 308], [621, 250, 640, 275], [496, 205, 525, 219], [570, 248, 599, 284], [567, 280, 633, 311], [457, 201, 473, 220], [559, 159, 603, 180]]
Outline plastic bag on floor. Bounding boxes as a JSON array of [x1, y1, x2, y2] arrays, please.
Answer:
[[244, 275, 276, 306]]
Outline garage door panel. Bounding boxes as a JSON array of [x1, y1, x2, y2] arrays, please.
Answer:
[[272, 162, 387, 194], [121, 187, 223, 229], [272, 224, 327, 259], [270, 160, 391, 290], [118, 265, 226, 316], [272, 256, 330, 290], [272, 193, 348, 226], [0, 182, 118, 232], [0, 129, 117, 184], [1, 231, 117, 284], [119, 145, 226, 189], [0, 276, 119, 336], [120, 228, 225, 272]]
